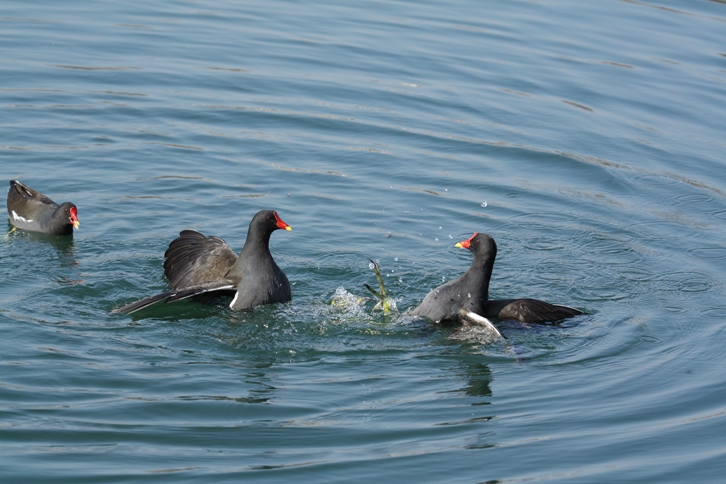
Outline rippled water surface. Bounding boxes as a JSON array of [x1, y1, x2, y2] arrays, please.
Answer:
[[2, 0, 726, 482]]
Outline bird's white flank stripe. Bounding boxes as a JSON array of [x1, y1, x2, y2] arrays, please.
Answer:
[[11, 211, 32, 223]]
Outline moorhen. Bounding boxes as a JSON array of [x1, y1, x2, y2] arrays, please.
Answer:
[[411, 232, 582, 324], [112, 210, 292, 314], [7, 180, 80, 235]]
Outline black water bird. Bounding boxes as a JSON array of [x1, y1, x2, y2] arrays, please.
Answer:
[[7, 180, 80, 235], [410, 232, 582, 324], [112, 210, 292, 314]]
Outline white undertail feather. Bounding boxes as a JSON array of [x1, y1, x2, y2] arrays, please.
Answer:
[[458, 309, 502, 338], [230, 291, 239, 308]]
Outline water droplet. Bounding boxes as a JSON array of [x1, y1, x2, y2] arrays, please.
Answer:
[[439, 226, 442, 230], [442, 276, 446, 282], [394, 257, 399, 262], [445, 188, 448, 192], [448, 234, 452, 238], [435, 237, 439, 241], [369, 262, 375, 270], [398, 278, 402, 283], [467, 293, 471, 298], [481, 201, 488, 208]]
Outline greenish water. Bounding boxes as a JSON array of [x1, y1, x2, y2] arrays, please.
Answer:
[[2, 0, 726, 482]]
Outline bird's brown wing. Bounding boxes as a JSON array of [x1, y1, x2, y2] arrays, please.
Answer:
[[7, 180, 58, 216], [497, 298, 581, 323], [163, 230, 238, 290]]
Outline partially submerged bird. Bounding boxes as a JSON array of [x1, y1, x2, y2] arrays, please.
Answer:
[[112, 210, 292, 314], [6, 180, 80, 235], [365, 256, 501, 338], [410, 232, 582, 324]]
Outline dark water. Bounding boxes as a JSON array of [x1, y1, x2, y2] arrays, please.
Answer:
[[2, 0, 726, 482]]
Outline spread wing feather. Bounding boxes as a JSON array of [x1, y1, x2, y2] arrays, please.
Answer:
[[111, 282, 235, 314], [163, 230, 238, 289]]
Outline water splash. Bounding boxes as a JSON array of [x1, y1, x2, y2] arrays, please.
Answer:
[[330, 286, 369, 315]]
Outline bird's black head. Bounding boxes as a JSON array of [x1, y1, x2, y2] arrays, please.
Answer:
[[58, 202, 80, 229], [251, 209, 292, 234], [455, 232, 496, 259]]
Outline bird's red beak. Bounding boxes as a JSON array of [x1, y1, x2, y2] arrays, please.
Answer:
[[274, 211, 292, 231], [455, 232, 477, 249], [69, 206, 80, 230]]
